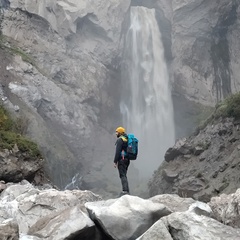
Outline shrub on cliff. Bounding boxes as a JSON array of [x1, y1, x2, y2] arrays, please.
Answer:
[[215, 92, 240, 119], [0, 104, 42, 158], [196, 92, 240, 134]]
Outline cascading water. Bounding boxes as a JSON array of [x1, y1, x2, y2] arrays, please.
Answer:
[[121, 6, 175, 177]]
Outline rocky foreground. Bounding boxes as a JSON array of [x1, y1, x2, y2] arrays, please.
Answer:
[[0, 180, 240, 240]]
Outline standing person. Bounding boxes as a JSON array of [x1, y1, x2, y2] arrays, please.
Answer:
[[114, 126, 130, 196]]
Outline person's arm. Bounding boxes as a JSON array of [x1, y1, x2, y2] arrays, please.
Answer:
[[114, 138, 123, 164]]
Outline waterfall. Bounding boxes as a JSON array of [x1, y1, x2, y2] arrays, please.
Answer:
[[64, 173, 82, 190], [121, 6, 175, 177]]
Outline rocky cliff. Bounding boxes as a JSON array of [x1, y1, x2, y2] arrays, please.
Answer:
[[0, 0, 132, 195], [168, 0, 240, 137], [126, 0, 240, 138], [0, 102, 50, 187], [149, 93, 240, 202], [1, 0, 240, 198]]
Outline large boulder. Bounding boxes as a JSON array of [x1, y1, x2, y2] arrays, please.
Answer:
[[0, 181, 240, 240], [85, 195, 171, 240], [28, 206, 97, 240], [161, 211, 240, 240], [0, 180, 102, 237]]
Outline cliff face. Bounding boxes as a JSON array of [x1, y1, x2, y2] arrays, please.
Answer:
[[0, 0, 131, 192], [130, 0, 240, 137], [145, 0, 240, 200], [149, 116, 240, 202], [171, 0, 240, 106], [130, 1, 240, 105]]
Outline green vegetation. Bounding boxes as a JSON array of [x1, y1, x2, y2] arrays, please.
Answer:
[[215, 92, 240, 119], [196, 92, 240, 133], [0, 104, 42, 158], [8, 45, 35, 65], [0, 36, 35, 65], [197, 141, 211, 150]]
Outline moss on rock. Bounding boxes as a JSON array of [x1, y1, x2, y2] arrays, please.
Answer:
[[196, 92, 240, 134], [0, 105, 42, 158]]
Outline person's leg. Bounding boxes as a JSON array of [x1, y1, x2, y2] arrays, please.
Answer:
[[118, 160, 129, 193]]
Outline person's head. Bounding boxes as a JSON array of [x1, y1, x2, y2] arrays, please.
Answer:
[[115, 126, 125, 138]]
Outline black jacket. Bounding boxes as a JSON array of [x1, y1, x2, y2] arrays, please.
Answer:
[[114, 134, 128, 163]]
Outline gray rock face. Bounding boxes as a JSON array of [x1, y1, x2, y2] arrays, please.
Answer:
[[149, 117, 240, 202], [0, 0, 131, 192], [0, 146, 44, 183], [170, 0, 240, 105]]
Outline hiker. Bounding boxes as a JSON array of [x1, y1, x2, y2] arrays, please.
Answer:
[[114, 126, 130, 196]]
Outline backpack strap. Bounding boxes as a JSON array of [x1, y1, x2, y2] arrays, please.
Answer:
[[120, 136, 127, 159], [120, 136, 128, 142]]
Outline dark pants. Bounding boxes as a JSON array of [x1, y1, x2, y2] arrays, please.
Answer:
[[118, 159, 130, 192]]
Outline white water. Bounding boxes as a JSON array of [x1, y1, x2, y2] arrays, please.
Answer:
[[64, 173, 82, 190], [121, 6, 175, 177]]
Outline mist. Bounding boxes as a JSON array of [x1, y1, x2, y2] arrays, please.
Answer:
[[121, 6, 175, 178]]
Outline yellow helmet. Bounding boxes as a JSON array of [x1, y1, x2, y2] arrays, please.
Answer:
[[115, 126, 125, 134]]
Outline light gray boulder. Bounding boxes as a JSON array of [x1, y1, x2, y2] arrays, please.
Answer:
[[150, 194, 196, 212], [0, 181, 101, 236], [162, 211, 240, 240], [28, 205, 97, 240], [85, 195, 171, 240], [8, 0, 130, 40]]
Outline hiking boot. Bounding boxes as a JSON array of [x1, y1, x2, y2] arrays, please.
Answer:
[[118, 191, 129, 197]]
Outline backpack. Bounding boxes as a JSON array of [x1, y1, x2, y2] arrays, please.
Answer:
[[126, 134, 139, 160]]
